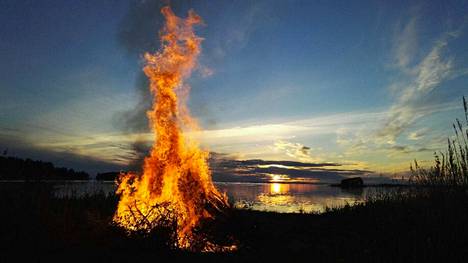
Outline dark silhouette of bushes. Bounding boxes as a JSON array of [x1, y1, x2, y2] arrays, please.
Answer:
[[0, 156, 89, 180]]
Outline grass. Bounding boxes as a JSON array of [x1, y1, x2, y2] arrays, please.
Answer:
[[1, 182, 467, 262], [410, 97, 468, 187]]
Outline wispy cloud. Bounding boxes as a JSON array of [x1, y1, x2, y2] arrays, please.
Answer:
[[273, 140, 316, 162], [28, 109, 385, 164], [206, 1, 265, 60], [393, 16, 419, 69], [385, 144, 436, 156], [407, 128, 429, 140], [377, 17, 465, 145], [297, 15, 467, 168]]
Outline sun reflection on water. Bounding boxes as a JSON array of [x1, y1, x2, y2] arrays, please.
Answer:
[[270, 183, 289, 195], [219, 183, 369, 213]]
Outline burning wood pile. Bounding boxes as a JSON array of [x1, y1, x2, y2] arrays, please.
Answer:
[[113, 6, 229, 250]]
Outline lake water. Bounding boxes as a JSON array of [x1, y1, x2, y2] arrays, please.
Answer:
[[51, 181, 392, 213]]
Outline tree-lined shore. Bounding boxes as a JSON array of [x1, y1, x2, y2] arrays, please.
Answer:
[[0, 156, 89, 181]]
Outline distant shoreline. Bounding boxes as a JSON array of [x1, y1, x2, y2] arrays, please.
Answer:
[[0, 179, 411, 187]]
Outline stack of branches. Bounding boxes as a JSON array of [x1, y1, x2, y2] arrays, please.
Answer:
[[115, 201, 179, 249]]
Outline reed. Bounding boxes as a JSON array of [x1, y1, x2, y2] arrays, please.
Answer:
[[410, 96, 468, 187]]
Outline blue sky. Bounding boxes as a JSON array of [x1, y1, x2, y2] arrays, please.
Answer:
[[1, 1, 467, 180]]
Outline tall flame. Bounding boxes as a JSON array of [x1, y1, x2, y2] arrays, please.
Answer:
[[113, 6, 228, 248]]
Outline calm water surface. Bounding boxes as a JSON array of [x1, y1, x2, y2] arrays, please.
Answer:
[[51, 181, 388, 213]]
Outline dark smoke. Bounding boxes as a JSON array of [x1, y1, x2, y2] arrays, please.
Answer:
[[116, 0, 197, 133], [115, 0, 265, 168], [127, 138, 151, 172], [115, 0, 199, 168], [116, 73, 151, 133]]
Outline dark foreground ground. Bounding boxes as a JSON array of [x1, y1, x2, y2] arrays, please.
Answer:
[[0, 183, 467, 262]]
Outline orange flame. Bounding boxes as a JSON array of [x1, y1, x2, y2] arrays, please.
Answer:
[[113, 6, 228, 248]]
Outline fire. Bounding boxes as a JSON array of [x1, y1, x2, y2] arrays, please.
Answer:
[[113, 6, 228, 248]]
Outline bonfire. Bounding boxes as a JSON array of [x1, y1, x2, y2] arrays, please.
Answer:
[[113, 6, 228, 249]]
